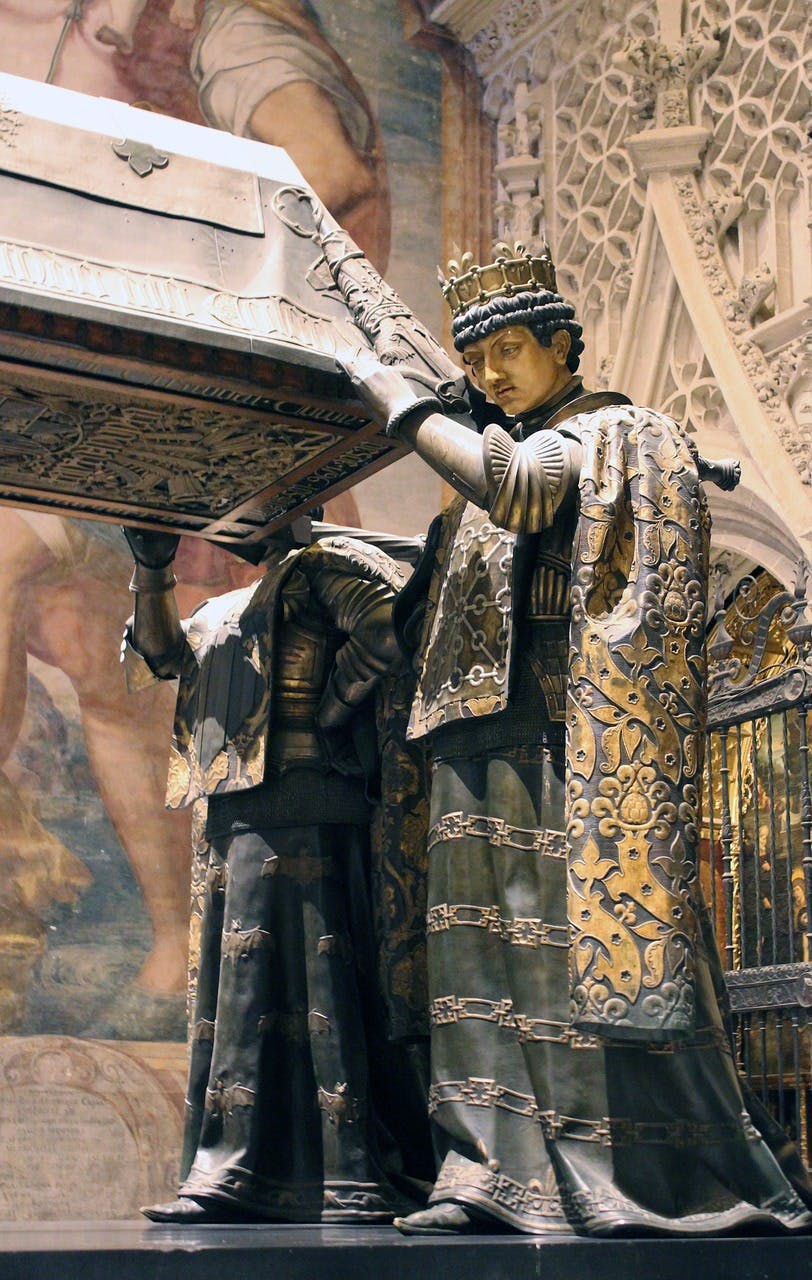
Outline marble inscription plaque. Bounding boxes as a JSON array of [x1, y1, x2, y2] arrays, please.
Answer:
[[0, 1035, 184, 1220]]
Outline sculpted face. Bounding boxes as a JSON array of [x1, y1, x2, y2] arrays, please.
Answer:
[[461, 324, 573, 417]]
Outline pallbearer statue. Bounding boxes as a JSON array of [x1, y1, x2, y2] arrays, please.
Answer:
[[342, 240, 812, 1235], [122, 515, 431, 1223]]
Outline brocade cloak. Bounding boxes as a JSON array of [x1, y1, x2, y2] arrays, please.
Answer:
[[408, 402, 711, 1041], [402, 398, 812, 1233]]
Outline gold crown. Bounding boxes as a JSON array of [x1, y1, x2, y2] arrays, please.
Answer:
[[439, 241, 558, 318]]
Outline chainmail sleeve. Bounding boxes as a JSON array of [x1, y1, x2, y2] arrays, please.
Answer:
[[483, 423, 580, 533]]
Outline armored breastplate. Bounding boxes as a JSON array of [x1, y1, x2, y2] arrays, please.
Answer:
[[408, 390, 628, 743], [266, 616, 339, 772], [526, 506, 577, 621], [520, 509, 578, 724]]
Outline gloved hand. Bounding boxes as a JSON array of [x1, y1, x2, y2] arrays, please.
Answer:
[[696, 456, 742, 492], [338, 345, 442, 438], [122, 527, 180, 570]]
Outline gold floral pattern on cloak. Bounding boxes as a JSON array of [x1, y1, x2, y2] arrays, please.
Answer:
[[165, 717, 267, 809], [186, 797, 210, 1030], [164, 575, 284, 809], [566, 405, 710, 1040]]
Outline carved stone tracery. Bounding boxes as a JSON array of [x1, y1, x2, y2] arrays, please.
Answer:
[[450, 0, 810, 501], [673, 174, 811, 483], [612, 27, 722, 126], [472, 0, 658, 386], [683, 0, 811, 478], [690, 0, 809, 308]]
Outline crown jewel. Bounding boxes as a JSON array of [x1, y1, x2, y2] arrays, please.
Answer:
[[438, 241, 558, 318]]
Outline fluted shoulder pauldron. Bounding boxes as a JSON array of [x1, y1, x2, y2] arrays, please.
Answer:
[[483, 424, 580, 533]]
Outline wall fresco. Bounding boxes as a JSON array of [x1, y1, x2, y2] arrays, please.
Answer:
[[0, 1, 444, 1061]]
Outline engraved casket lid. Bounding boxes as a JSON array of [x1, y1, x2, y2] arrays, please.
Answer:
[[0, 74, 465, 554]]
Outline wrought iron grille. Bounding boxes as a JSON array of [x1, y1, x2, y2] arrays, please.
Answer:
[[705, 565, 812, 1167]]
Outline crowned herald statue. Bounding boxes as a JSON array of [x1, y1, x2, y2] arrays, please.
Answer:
[[343, 240, 812, 1236]]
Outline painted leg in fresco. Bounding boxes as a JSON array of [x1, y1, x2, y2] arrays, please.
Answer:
[[29, 563, 192, 1005], [0, 514, 90, 1029]]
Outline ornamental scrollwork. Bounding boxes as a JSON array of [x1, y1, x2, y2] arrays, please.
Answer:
[[674, 176, 810, 482], [0, 375, 355, 524], [707, 565, 812, 716], [685, 0, 810, 481]]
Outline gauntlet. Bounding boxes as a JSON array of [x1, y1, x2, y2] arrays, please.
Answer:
[[339, 346, 444, 437]]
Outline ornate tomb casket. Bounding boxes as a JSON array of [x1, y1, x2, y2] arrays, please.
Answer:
[[0, 74, 466, 558]]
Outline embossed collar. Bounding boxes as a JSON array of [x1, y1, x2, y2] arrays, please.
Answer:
[[514, 378, 632, 438]]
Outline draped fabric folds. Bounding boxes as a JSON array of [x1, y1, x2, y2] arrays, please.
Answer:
[[401, 395, 812, 1234]]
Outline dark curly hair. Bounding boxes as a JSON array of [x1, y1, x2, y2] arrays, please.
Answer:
[[451, 289, 584, 373]]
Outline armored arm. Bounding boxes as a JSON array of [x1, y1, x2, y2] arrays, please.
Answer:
[[311, 560, 401, 730], [345, 355, 580, 531], [397, 410, 581, 535], [122, 529, 186, 679]]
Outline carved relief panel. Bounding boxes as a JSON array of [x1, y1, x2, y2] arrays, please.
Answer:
[[0, 75, 467, 555]]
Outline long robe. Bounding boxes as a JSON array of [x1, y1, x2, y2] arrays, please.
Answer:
[[406, 392, 812, 1234], [127, 537, 432, 1221]]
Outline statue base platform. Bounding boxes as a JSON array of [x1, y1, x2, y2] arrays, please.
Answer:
[[0, 1221, 808, 1280]]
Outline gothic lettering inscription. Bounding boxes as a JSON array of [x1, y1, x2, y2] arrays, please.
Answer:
[[0, 1037, 182, 1221], [0, 1086, 140, 1220]]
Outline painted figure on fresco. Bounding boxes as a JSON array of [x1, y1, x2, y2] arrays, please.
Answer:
[[0, 516, 202, 1034], [189, 0, 389, 267], [344, 241, 812, 1235], [0, 0, 381, 1034], [121, 518, 431, 1222]]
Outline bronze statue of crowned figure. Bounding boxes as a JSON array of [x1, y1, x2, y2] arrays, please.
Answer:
[[342, 240, 812, 1236]]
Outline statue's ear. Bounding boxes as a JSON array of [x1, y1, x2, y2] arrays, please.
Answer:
[[551, 329, 572, 363]]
